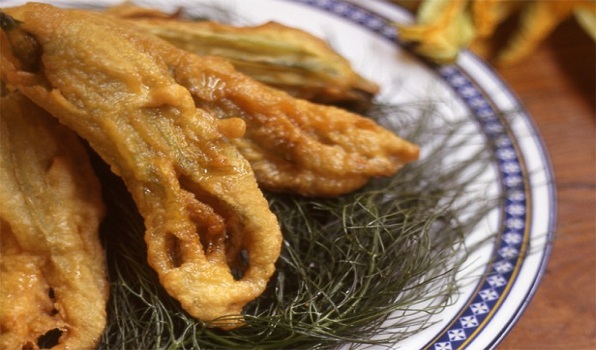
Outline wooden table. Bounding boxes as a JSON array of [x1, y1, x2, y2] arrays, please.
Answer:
[[493, 19, 595, 350]]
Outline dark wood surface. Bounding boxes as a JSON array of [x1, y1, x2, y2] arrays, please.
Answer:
[[493, 19, 595, 350]]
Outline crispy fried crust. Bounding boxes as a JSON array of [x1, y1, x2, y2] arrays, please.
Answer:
[[395, 0, 596, 65], [107, 4, 418, 197], [3, 3, 418, 198], [170, 53, 419, 197], [1, 1, 418, 328], [106, 3, 380, 110], [0, 92, 108, 349], [1, 3, 282, 329]]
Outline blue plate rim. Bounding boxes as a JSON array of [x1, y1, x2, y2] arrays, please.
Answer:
[[284, 0, 557, 348]]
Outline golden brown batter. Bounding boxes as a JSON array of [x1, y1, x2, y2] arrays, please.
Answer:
[[0, 92, 108, 349], [1, 3, 282, 329]]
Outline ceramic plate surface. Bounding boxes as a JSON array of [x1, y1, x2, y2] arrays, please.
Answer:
[[1, 0, 556, 348]]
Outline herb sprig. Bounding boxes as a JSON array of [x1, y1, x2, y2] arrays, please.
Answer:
[[98, 102, 500, 349]]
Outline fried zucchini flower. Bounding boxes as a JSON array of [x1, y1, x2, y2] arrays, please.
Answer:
[[105, 4, 418, 197], [1, 3, 282, 329], [0, 91, 108, 349], [394, 0, 596, 65], [1, 1, 419, 327], [107, 3, 380, 111]]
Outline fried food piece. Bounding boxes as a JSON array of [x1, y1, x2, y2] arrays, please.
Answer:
[[108, 7, 418, 197], [396, 0, 475, 64], [394, 0, 596, 66], [489, 0, 596, 65], [107, 3, 379, 111], [173, 53, 419, 197], [186, 66, 420, 197], [1, 3, 282, 329], [5, 4, 417, 198], [0, 92, 108, 349]]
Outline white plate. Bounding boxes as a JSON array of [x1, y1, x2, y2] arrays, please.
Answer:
[[2, 0, 556, 348]]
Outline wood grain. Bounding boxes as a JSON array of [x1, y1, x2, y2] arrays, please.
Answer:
[[494, 18, 595, 350]]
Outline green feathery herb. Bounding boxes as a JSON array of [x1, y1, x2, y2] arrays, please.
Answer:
[[97, 101, 500, 349]]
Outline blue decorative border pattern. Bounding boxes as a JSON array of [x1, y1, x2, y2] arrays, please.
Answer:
[[289, 0, 532, 349], [430, 66, 529, 350]]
